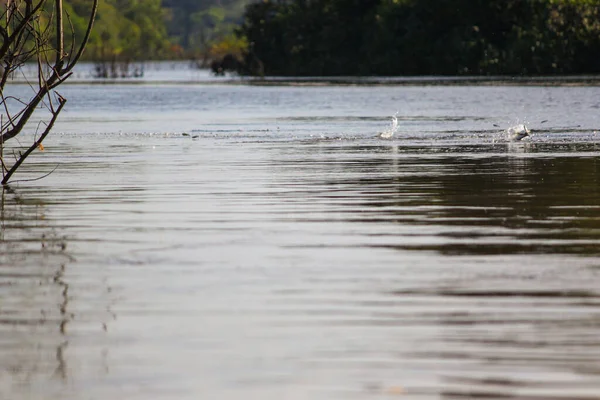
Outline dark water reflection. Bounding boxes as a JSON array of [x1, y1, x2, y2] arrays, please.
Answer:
[[263, 140, 600, 398], [2, 83, 600, 399], [0, 188, 73, 398]]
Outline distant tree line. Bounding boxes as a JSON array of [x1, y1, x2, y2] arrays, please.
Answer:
[[163, 0, 249, 60], [237, 0, 600, 76], [57, 0, 248, 73], [85, 0, 171, 76]]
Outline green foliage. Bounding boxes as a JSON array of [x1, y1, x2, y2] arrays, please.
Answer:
[[28, 0, 251, 63], [163, 0, 253, 56], [86, 0, 171, 61], [207, 33, 248, 59], [238, 0, 600, 75]]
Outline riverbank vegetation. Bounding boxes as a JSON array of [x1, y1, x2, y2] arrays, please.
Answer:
[[75, 0, 250, 70], [11, 0, 599, 77], [237, 0, 600, 76]]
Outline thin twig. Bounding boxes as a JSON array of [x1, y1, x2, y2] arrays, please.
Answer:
[[5, 163, 60, 184], [2, 95, 66, 185], [63, 0, 98, 73], [55, 0, 64, 69]]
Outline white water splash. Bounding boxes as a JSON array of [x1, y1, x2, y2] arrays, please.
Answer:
[[506, 123, 530, 141], [379, 112, 399, 139]]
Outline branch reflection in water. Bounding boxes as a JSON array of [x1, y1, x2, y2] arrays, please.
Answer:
[[0, 187, 111, 399]]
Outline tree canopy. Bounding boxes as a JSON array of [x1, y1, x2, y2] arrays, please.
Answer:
[[42, 0, 600, 76], [79, 0, 250, 61], [237, 0, 600, 76]]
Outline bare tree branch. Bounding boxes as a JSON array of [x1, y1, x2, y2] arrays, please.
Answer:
[[55, 0, 64, 70], [1, 0, 98, 184], [1, 95, 66, 185], [0, 1, 46, 59], [62, 0, 98, 74]]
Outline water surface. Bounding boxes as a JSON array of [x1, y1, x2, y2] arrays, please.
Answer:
[[2, 82, 600, 399]]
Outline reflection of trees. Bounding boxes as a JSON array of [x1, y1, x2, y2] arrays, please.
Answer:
[[426, 151, 600, 255], [281, 143, 600, 398], [288, 143, 600, 256], [268, 142, 600, 399], [0, 187, 72, 395]]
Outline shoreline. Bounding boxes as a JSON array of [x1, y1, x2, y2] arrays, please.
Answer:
[[8, 60, 600, 86], [57, 75, 600, 87], [239, 75, 600, 87], [8, 73, 600, 87]]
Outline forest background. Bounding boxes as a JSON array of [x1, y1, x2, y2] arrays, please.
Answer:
[[69, 0, 600, 76]]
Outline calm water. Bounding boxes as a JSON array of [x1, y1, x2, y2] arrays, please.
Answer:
[[2, 79, 600, 399]]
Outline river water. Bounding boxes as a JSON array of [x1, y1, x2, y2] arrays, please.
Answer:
[[2, 76, 600, 399]]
